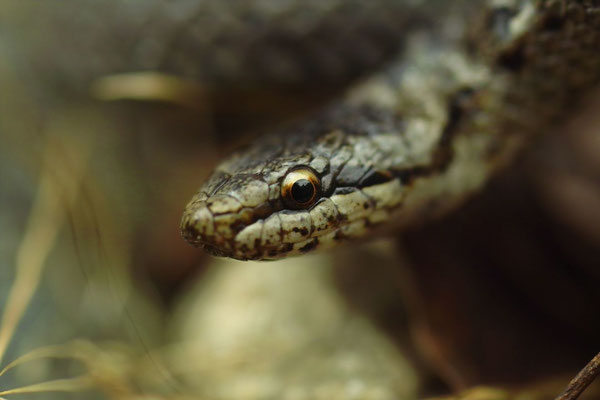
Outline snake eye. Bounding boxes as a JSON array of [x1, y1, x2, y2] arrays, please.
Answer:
[[281, 167, 321, 209]]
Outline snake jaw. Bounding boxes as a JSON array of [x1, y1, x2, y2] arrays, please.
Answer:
[[181, 167, 410, 260]]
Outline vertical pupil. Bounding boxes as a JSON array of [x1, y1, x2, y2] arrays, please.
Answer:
[[291, 179, 314, 203]]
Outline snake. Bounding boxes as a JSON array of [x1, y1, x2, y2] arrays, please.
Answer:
[[180, 0, 600, 261]]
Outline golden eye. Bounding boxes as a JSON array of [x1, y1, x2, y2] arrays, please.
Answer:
[[281, 167, 321, 209]]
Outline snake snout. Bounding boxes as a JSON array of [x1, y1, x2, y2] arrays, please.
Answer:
[[180, 200, 216, 247], [180, 191, 264, 258], [181, 200, 235, 253], [181, 173, 275, 257]]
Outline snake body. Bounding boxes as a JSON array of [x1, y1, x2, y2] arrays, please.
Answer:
[[181, 0, 600, 260]]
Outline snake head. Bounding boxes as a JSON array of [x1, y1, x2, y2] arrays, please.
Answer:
[[180, 108, 414, 260], [180, 162, 403, 261]]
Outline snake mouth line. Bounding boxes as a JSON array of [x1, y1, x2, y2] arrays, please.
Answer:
[[195, 229, 339, 261], [181, 204, 335, 260], [182, 176, 420, 260]]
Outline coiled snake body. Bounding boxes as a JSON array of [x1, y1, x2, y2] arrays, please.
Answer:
[[181, 0, 600, 260]]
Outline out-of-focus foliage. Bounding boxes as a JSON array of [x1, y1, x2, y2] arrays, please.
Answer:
[[0, 1, 599, 399]]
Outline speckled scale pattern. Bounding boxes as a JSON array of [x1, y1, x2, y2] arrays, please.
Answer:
[[181, 105, 413, 259], [181, 0, 600, 260]]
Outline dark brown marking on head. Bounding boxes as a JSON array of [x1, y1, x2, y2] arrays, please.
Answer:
[[326, 213, 339, 225], [299, 238, 319, 253], [292, 226, 310, 236], [358, 169, 394, 187], [395, 166, 434, 186], [335, 212, 348, 224], [230, 220, 248, 235], [201, 243, 228, 258], [254, 203, 274, 220], [180, 223, 201, 247]]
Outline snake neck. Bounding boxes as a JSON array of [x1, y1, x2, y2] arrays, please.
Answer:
[[348, 0, 600, 223]]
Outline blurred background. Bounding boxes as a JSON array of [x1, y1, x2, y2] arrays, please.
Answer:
[[0, 1, 599, 399]]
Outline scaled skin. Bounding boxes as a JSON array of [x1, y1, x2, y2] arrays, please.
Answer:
[[180, 107, 418, 260], [180, 46, 495, 260], [181, 0, 600, 260]]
